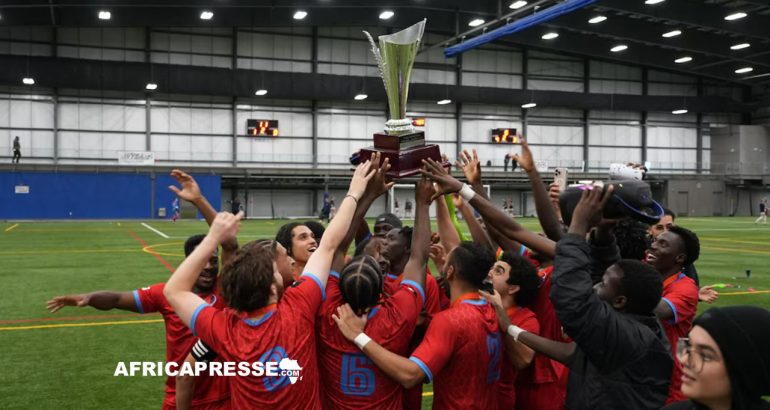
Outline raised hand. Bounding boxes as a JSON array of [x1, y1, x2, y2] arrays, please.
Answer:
[[429, 243, 447, 272], [415, 174, 435, 205], [512, 138, 535, 173], [332, 303, 368, 341], [455, 149, 482, 186], [569, 184, 614, 234], [168, 169, 202, 203], [364, 152, 395, 200], [347, 160, 377, 201], [208, 211, 244, 243], [420, 158, 464, 202], [47, 294, 90, 313]]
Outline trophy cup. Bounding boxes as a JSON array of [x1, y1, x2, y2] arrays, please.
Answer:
[[358, 19, 447, 178]]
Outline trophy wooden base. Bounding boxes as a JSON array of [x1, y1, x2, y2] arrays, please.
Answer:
[[359, 143, 444, 179]]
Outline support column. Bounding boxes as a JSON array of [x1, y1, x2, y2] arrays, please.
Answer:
[[52, 91, 59, 164]]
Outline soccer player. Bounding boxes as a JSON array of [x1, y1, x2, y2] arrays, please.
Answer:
[[487, 253, 541, 409], [172, 197, 181, 222], [483, 184, 673, 409], [333, 241, 500, 410], [163, 160, 375, 409], [275, 221, 319, 281], [318, 174, 432, 410], [47, 170, 233, 410], [646, 225, 701, 404]]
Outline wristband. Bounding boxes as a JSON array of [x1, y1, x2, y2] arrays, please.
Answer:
[[353, 333, 372, 350], [345, 194, 359, 204], [507, 324, 525, 341], [459, 184, 476, 201]]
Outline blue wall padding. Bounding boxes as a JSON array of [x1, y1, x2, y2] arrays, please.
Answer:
[[1, 172, 221, 219], [444, 0, 598, 57]]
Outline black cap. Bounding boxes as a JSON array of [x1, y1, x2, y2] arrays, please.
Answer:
[[374, 213, 402, 229]]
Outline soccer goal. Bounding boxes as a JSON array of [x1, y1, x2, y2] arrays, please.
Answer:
[[389, 184, 490, 220]]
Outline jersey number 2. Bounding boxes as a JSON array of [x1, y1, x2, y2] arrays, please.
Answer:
[[341, 353, 375, 396]]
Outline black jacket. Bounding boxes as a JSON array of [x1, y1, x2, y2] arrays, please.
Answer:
[[551, 234, 673, 410]]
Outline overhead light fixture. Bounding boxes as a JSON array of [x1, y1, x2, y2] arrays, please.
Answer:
[[675, 56, 693, 63], [145, 83, 158, 91], [610, 44, 628, 52], [724, 12, 747, 21], [469, 19, 485, 27], [541, 32, 559, 40], [588, 15, 607, 24], [730, 42, 750, 50], [522, 102, 537, 108], [293, 10, 308, 20], [662, 30, 681, 38], [672, 109, 688, 115], [98, 10, 111, 20], [354, 94, 368, 101], [22, 77, 35, 85], [510, 1, 528, 9], [255, 89, 268, 96], [645, 0, 665, 4], [200, 11, 214, 20], [735, 67, 753, 74], [437, 99, 452, 105], [379, 10, 394, 20]]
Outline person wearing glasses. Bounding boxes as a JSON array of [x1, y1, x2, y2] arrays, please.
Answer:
[[664, 306, 770, 410]]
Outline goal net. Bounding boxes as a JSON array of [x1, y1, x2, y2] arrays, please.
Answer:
[[389, 184, 491, 220]]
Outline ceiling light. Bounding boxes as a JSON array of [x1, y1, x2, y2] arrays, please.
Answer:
[[725, 12, 747, 21], [437, 99, 452, 105], [255, 89, 268, 96], [379, 10, 394, 20], [98, 10, 111, 20], [730, 42, 750, 50], [469, 19, 485, 27], [610, 44, 628, 52], [510, 1, 528, 9], [675, 56, 693, 63], [672, 109, 688, 115], [645, 0, 665, 4], [200, 11, 214, 20], [541, 32, 559, 40], [588, 15, 607, 24], [662, 30, 681, 38], [22, 77, 35, 85], [735, 67, 753, 74], [293, 10, 308, 20], [145, 83, 158, 91], [522, 102, 537, 108], [354, 94, 368, 100]]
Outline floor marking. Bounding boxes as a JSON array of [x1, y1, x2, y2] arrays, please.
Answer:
[[422, 391, 433, 397], [4, 223, 19, 232], [0, 319, 164, 331], [142, 242, 185, 257], [0, 313, 150, 325], [719, 290, 770, 296], [0, 249, 138, 256], [127, 229, 175, 273], [141, 223, 169, 239]]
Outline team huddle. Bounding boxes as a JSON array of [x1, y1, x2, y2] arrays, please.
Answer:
[[46, 144, 770, 410]]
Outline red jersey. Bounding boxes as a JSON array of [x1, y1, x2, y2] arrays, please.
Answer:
[[499, 307, 540, 410], [133, 283, 229, 409], [318, 271, 424, 410], [191, 273, 325, 410], [410, 295, 502, 410], [661, 272, 699, 404]]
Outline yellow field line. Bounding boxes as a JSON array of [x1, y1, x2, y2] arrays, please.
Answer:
[[422, 391, 434, 397], [0, 319, 164, 331], [701, 246, 770, 256], [0, 249, 139, 256], [718, 290, 770, 296], [4, 223, 19, 232]]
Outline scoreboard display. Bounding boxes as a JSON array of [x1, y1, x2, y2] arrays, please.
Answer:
[[412, 118, 426, 127], [491, 128, 519, 143], [247, 119, 279, 136]]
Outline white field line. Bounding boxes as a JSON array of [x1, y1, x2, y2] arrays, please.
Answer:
[[141, 223, 170, 239]]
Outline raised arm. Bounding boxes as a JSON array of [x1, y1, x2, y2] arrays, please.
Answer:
[[434, 194, 462, 253], [401, 175, 433, 290], [513, 140, 564, 242], [453, 194, 494, 250], [164, 211, 243, 328], [303, 161, 376, 286], [421, 158, 556, 259], [47, 291, 140, 313], [169, 169, 238, 263]]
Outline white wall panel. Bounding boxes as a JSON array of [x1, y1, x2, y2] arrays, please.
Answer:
[[648, 127, 697, 148], [238, 32, 311, 60], [590, 61, 642, 80], [317, 114, 383, 140], [647, 148, 697, 169], [0, 129, 54, 158], [463, 49, 523, 73], [589, 147, 643, 166], [423, 118, 456, 142], [528, 145, 583, 167], [59, 131, 144, 159], [648, 83, 698, 96], [239, 137, 312, 163], [529, 79, 584, 92], [589, 79, 642, 95], [461, 72, 523, 88], [529, 58, 583, 77], [4, 100, 54, 129], [527, 125, 583, 145], [588, 125, 641, 146]]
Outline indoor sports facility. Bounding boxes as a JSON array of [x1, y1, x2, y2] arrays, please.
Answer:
[[2, 1, 770, 409]]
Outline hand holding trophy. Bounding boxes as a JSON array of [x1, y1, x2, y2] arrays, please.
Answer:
[[358, 20, 449, 178]]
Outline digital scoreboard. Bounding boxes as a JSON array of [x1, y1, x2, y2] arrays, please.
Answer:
[[491, 128, 519, 143], [247, 119, 279, 136]]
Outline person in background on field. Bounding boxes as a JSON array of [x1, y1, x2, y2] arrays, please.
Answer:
[[755, 198, 768, 224], [404, 199, 413, 219], [663, 306, 770, 410], [12, 136, 21, 163], [172, 198, 181, 223]]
